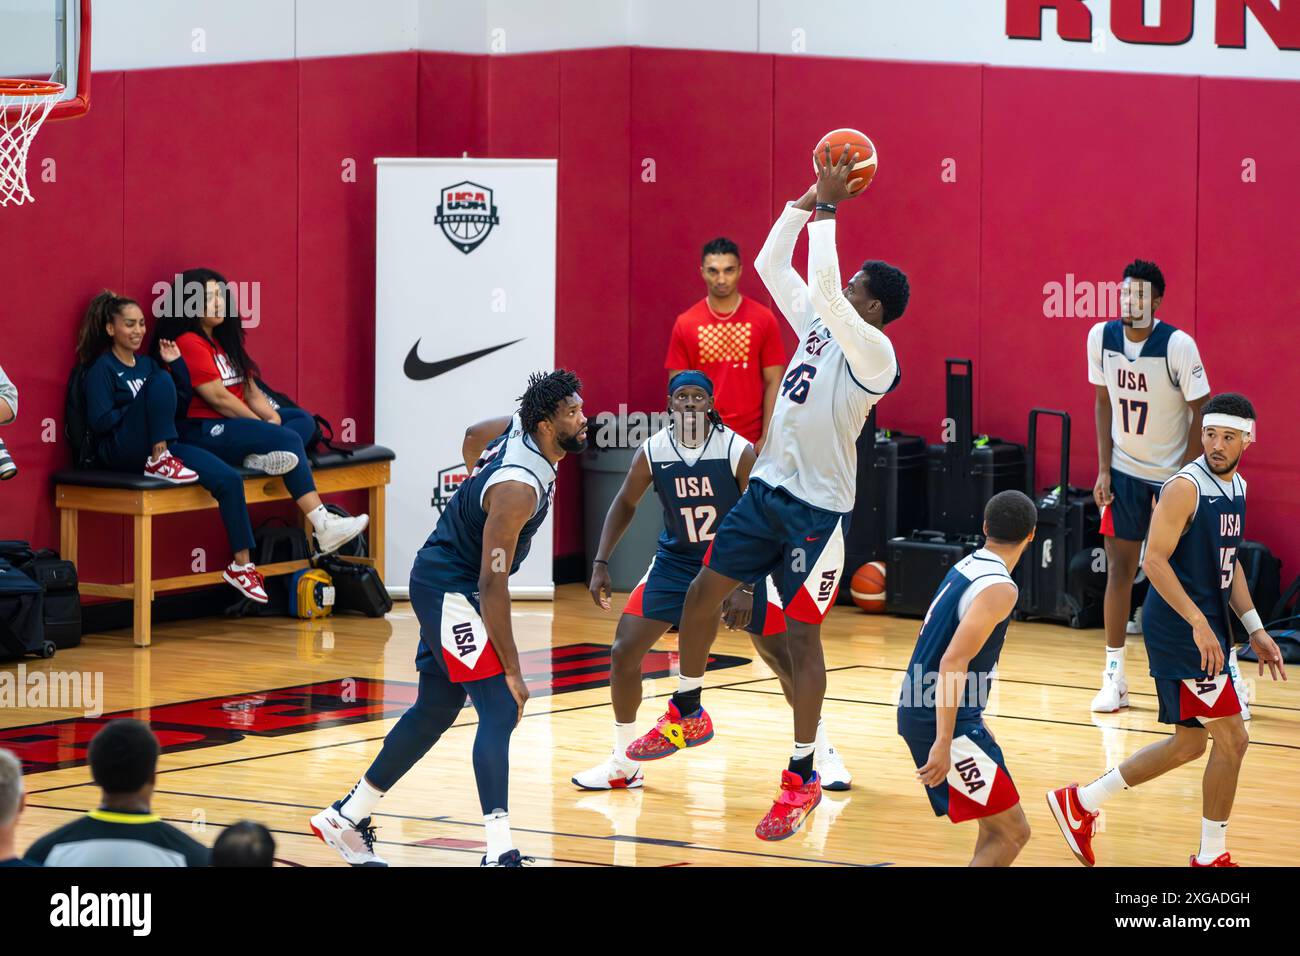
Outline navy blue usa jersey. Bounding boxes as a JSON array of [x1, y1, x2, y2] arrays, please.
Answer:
[[897, 550, 1017, 735], [643, 423, 747, 560], [410, 414, 555, 593], [1142, 457, 1246, 679]]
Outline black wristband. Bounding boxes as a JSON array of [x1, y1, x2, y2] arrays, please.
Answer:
[[815, 202, 838, 214], [592, 559, 608, 566]]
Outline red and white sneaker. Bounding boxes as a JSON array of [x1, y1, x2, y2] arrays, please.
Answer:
[[144, 450, 200, 484], [755, 770, 822, 842], [224, 562, 269, 603], [1190, 852, 1238, 867], [1046, 784, 1099, 867], [571, 755, 645, 791], [625, 700, 713, 761]]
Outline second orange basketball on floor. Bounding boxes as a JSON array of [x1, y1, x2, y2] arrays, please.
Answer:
[[850, 561, 887, 612], [813, 128, 878, 193]]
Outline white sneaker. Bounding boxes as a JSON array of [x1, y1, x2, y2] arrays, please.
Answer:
[[816, 745, 852, 791], [1090, 673, 1129, 713], [571, 755, 644, 791], [1227, 647, 1251, 722], [309, 804, 387, 866], [243, 450, 300, 475], [315, 512, 370, 556], [1126, 607, 1142, 635]]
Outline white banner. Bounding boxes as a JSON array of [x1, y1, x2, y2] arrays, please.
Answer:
[[374, 158, 557, 598]]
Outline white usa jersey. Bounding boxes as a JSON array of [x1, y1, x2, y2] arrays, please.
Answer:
[[751, 204, 900, 513], [1087, 319, 1210, 482]]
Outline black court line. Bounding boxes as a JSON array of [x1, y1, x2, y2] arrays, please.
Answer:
[[843, 662, 1300, 713], [723, 686, 1300, 752], [21, 669, 842, 797], [139, 789, 876, 868], [21, 804, 608, 867]]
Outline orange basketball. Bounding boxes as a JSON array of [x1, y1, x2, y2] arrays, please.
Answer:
[[813, 128, 878, 193], [850, 561, 887, 612]]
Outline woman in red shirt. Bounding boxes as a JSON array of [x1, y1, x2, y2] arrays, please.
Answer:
[[161, 269, 368, 583]]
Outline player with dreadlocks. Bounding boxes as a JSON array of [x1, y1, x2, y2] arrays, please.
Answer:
[[573, 371, 852, 792], [312, 370, 586, 867]]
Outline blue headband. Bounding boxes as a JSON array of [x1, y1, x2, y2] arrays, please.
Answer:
[[668, 370, 714, 396]]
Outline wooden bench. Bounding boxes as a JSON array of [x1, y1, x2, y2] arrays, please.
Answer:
[[53, 445, 394, 647]]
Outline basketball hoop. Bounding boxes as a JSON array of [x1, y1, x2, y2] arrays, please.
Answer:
[[0, 79, 65, 207]]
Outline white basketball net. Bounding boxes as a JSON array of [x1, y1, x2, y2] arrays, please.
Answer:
[[0, 86, 62, 207]]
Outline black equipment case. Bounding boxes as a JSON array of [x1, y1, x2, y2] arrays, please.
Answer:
[[1011, 410, 1104, 628], [926, 359, 1025, 535]]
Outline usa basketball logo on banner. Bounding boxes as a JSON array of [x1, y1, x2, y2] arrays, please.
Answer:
[[435, 181, 500, 253]]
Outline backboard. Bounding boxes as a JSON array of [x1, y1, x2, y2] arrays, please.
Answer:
[[0, 0, 92, 122]]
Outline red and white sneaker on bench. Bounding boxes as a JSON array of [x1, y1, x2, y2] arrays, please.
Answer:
[[224, 562, 268, 603], [144, 450, 200, 484]]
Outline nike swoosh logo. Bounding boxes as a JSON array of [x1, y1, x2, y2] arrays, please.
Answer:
[[1064, 794, 1083, 829], [403, 339, 523, 381], [659, 463, 674, 469], [1207, 497, 1222, 503]]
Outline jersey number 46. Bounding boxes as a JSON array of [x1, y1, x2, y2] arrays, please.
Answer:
[[782, 364, 817, 404]]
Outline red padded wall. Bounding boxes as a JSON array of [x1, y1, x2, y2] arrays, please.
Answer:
[[2, 71, 127, 585], [4, 49, 1298, 598], [772, 57, 983, 441], [1196, 76, 1300, 577], [979, 67, 1200, 492], [553, 49, 632, 559], [417, 52, 487, 158], [298, 53, 418, 443], [122, 61, 301, 581], [627, 49, 776, 414]]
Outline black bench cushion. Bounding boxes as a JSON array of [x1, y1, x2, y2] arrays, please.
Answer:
[[53, 444, 395, 491]]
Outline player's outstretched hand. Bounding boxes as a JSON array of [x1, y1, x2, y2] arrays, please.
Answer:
[[917, 738, 951, 788], [815, 144, 861, 206], [721, 588, 754, 631], [1248, 628, 1288, 682], [589, 562, 613, 611], [505, 669, 530, 726], [1192, 618, 1225, 678]]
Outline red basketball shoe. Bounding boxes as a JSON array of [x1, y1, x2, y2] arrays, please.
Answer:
[[144, 450, 199, 484], [755, 770, 822, 842], [1190, 852, 1238, 867], [1046, 784, 1099, 867], [624, 700, 713, 761]]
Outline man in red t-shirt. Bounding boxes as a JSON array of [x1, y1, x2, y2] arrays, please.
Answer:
[[665, 237, 787, 448]]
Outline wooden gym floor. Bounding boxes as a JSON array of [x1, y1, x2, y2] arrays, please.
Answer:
[[6, 585, 1297, 866]]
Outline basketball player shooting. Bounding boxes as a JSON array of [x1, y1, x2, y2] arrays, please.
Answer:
[[311, 370, 587, 867], [626, 146, 910, 841], [1048, 393, 1287, 868], [573, 371, 852, 792]]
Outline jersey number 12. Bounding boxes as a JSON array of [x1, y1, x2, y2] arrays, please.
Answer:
[[679, 505, 718, 543]]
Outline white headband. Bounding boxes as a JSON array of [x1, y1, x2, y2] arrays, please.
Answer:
[[1203, 413, 1255, 441]]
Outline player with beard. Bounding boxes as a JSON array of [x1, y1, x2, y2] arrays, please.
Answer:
[[312, 370, 587, 867], [1048, 393, 1288, 867]]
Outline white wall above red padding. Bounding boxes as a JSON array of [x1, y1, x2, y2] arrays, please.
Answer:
[[89, 1, 1300, 81]]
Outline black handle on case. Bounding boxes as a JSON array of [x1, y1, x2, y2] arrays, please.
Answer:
[[1026, 408, 1071, 509], [944, 358, 974, 460]]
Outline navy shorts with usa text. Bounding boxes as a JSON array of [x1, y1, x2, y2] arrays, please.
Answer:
[[898, 720, 1020, 823], [624, 548, 786, 636], [702, 479, 849, 625], [1101, 468, 1162, 542]]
